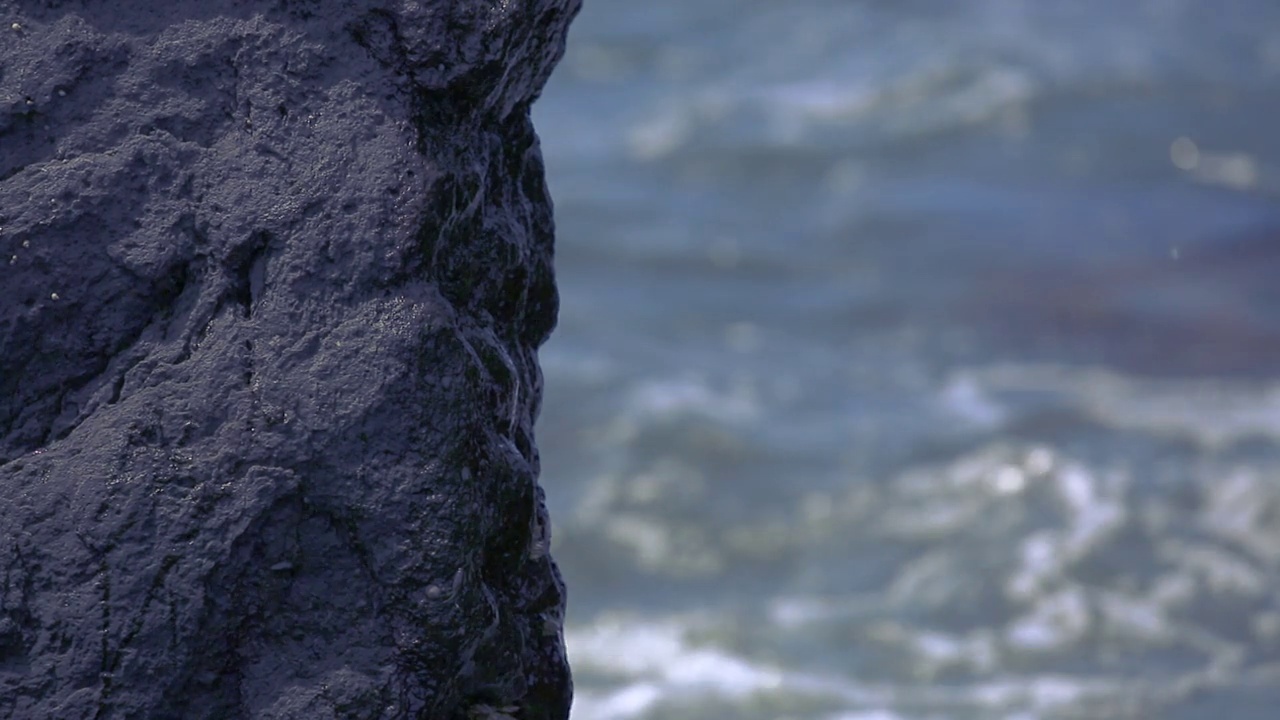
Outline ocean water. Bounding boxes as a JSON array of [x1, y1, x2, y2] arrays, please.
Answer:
[[530, 1, 1280, 718]]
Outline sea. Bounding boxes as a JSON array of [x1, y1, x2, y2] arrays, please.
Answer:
[[530, 1, 1280, 718]]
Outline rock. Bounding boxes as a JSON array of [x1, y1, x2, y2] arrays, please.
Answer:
[[0, 1, 579, 717]]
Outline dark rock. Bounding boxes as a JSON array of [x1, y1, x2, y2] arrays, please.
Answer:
[[0, 1, 579, 717]]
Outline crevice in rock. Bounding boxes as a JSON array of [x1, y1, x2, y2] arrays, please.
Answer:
[[226, 230, 272, 320]]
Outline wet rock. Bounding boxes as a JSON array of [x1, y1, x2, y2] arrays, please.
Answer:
[[0, 1, 578, 717]]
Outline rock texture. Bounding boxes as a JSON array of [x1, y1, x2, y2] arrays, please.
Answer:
[[0, 1, 578, 717]]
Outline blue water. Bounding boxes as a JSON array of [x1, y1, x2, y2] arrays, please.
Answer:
[[532, 2, 1280, 718]]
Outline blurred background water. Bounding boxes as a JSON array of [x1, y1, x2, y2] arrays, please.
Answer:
[[530, 1, 1280, 718]]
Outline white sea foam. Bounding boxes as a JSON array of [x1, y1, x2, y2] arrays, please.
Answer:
[[626, 376, 761, 425], [565, 613, 1130, 720], [567, 617, 789, 719], [964, 364, 1280, 447], [939, 373, 1008, 428]]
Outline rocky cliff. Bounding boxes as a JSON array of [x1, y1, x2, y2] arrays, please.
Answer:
[[0, 1, 578, 717]]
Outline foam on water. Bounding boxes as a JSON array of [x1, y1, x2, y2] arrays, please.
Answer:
[[565, 614, 1139, 720], [955, 364, 1280, 447], [543, 0, 1280, 172], [559, 423, 1280, 718]]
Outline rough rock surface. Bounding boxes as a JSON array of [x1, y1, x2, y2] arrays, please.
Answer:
[[0, 1, 578, 717]]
